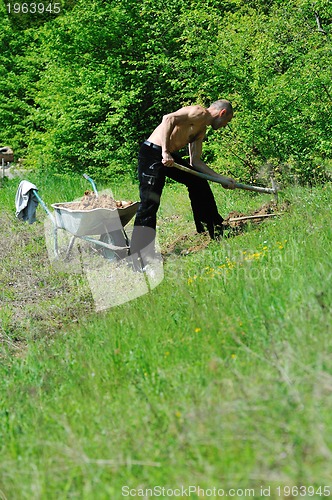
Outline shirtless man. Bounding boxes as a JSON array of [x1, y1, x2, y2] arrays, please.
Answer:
[[130, 100, 236, 268], [149, 100, 235, 185]]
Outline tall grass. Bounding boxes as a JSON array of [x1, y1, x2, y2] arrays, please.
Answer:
[[1, 175, 331, 499]]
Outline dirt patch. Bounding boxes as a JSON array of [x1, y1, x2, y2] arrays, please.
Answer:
[[162, 201, 290, 256], [162, 232, 211, 257], [223, 200, 290, 235], [0, 211, 93, 351], [57, 191, 134, 211]]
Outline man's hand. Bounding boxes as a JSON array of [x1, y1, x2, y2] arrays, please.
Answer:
[[219, 175, 236, 189], [162, 152, 174, 167]]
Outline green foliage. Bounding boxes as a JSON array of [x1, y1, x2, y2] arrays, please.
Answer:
[[3, 0, 78, 30], [0, 0, 331, 184]]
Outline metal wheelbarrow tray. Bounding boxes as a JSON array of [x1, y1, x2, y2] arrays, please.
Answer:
[[51, 201, 139, 236], [50, 201, 139, 259]]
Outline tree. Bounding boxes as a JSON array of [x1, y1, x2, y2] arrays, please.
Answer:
[[0, 0, 331, 183]]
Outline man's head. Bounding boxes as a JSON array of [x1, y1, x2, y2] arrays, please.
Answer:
[[209, 99, 233, 129]]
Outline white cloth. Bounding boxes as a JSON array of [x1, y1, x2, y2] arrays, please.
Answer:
[[15, 180, 39, 223]]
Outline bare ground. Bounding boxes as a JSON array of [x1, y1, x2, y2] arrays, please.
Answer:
[[162, 200, 290, 256], [0, 211, 93, 351]]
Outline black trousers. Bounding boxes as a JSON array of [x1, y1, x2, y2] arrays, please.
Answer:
[[130, 142, 224, 259]]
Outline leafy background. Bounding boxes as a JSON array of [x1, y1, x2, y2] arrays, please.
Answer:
[[1, 0, 331, 183]]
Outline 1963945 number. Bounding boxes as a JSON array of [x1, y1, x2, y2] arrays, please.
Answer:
[[6, 3, 61, 14]]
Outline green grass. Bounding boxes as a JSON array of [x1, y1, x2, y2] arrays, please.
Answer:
[[1, 174, 332, 499]]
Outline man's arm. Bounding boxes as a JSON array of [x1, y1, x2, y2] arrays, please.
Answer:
[[158, 106, 207, 166], [189, 139, 236, 189], [159, 113, 176, 166]]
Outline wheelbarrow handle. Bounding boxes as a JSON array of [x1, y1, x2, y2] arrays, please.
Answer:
[[173, 162, 278, 195], [32, 189, 55, 222], [83, 173, 99, 197]]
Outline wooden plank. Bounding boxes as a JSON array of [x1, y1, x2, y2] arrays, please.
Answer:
[[227, 213, 281, 222]]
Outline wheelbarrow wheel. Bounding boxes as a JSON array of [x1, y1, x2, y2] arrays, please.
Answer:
[[99, 229, 128, 261]]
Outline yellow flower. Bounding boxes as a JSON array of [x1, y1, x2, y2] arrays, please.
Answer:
[[245, 250, 267, 260], [195, 327, 201, 333]]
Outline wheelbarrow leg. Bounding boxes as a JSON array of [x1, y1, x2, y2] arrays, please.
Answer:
[[65, 235, 76, 260], [54, 226, 59, 258], [123, 228, 130, 249]]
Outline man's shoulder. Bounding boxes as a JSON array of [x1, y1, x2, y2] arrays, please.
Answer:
[[172, 105, 207, 122], [183, 104, 206, 115]]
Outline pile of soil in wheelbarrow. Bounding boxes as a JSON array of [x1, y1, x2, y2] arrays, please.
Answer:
[[58, 191, 134, 211]]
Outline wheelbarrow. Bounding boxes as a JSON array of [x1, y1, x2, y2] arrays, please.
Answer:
[[34, 175, 139, 261]]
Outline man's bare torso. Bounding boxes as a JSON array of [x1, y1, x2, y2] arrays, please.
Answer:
[[147, 105, 209, 152]]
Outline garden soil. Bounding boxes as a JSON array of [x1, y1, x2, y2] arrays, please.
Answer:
[[57, 191, 134, 211], [163, 200, 290, 256]]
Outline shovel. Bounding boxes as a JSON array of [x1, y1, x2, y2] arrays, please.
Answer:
[[173, 162, 279, 197]]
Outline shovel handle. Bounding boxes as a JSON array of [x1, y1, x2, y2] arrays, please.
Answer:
[[173, 162, 277, 195]]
